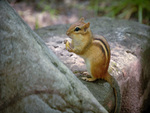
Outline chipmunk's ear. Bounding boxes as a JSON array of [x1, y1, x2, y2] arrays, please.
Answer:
[[79, 17, 85, 22], [85, 22, 90, 28], [83, 22, 90, 32]]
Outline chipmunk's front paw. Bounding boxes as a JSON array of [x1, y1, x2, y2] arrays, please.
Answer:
[[65, 40, 73, 52]]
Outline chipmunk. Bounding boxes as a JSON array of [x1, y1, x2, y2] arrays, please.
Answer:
[[64, 17, 121, 113]]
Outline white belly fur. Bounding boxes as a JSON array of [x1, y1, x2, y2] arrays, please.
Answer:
[[84, 59, 91, 76]]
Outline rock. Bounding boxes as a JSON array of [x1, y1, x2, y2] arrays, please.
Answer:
[[35, 17, 150, 112]]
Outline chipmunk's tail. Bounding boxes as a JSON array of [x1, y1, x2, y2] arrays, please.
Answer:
[[105, 72, 121, 113]]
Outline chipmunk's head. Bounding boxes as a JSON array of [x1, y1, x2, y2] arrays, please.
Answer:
[[66, 17, 91, 39]]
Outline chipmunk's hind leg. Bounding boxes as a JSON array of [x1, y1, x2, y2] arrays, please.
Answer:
[[82, 76, 97, 82], [82, 72, 89, 76], [81, 59, 97, 82]]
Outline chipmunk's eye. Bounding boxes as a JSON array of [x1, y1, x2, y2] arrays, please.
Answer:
[[74, 27, 81, 32]]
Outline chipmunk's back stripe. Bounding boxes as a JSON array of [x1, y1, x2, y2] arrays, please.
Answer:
[[94, 38, 109, 56], [94, 38, 109, 62], [99, 44, 105, 56]]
